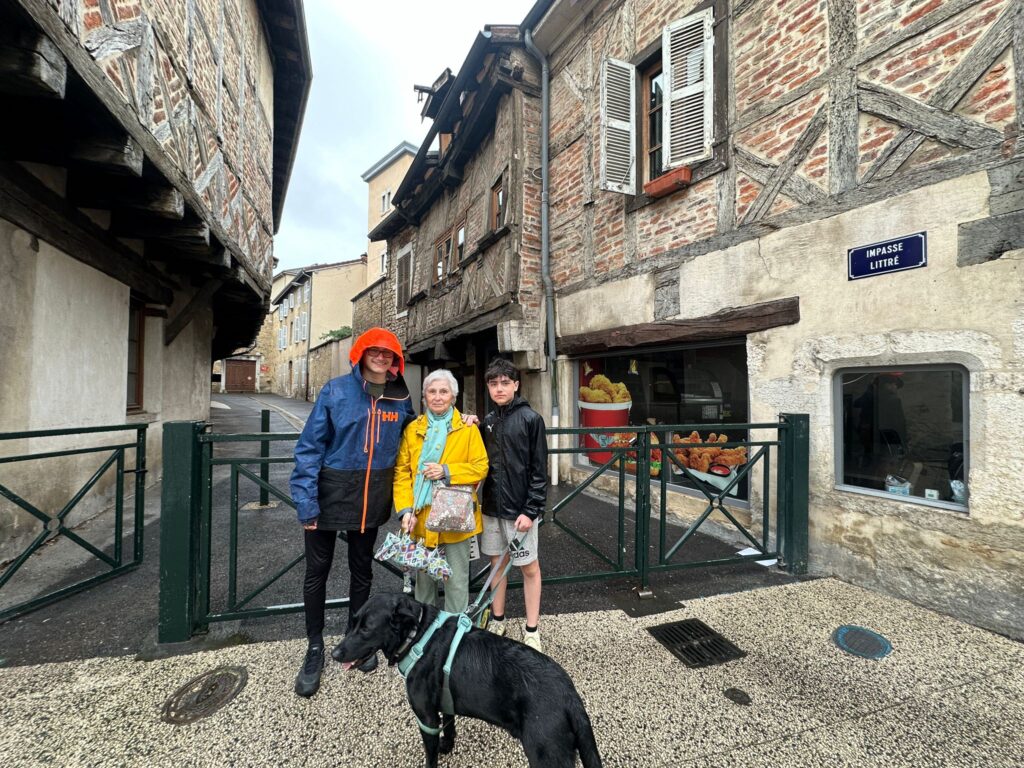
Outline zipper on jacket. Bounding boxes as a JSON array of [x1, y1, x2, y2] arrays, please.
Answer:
[[361, 396, 378, 533]]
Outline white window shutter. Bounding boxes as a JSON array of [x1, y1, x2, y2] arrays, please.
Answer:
[[599, 57, 636, 195], [663, 9, 714, 168]]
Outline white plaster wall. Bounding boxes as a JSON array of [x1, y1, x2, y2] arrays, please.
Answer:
[[556, 274, 655, 335], [0, 220, 216, 563], [676, 172, 1024, 637]]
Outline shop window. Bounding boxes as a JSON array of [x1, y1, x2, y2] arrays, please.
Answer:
[[836, 366, 968, 508], [576, 341, 749, 499]]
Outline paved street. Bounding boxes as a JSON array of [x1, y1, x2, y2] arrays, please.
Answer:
[[1, 393, 1022, 766]]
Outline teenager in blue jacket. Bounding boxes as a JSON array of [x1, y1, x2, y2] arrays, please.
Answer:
[[291, 327, 413, 697]]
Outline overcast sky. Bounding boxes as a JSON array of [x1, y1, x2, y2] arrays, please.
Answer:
[[272, 0, 539, 274]]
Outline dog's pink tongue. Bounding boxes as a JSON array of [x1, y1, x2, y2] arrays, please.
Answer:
[[341, 661, 355, 671]]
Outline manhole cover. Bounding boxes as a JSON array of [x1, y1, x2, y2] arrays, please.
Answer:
[[162, 666, 248, 724], [647, 618, 746, 668], [832, 625, 892, 660]]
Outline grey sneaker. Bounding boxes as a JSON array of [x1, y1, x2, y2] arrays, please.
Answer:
[[486, 618, 506, 637], [294, 644, 324, 697]]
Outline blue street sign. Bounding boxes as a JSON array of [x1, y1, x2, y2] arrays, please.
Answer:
[[848, 232, 927, 280]]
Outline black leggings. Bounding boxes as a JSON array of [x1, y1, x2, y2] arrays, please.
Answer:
[[303, 527, 379, 642]]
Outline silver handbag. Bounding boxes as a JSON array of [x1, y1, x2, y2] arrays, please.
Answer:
[[426, 482, 477, 533]]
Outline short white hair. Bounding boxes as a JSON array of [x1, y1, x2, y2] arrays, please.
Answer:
[[422, 368, 459, 397]]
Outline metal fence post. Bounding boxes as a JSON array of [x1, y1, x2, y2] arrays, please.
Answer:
[[780, 413, 809, 574], [159, 421, 205, 643], [259, 409, 270, 506]]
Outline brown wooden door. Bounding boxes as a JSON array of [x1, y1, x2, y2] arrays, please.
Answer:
[[225, 359, 256, 392]]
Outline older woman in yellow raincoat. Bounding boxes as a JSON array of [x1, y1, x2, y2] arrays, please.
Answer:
[[393, 369, 488, 612]]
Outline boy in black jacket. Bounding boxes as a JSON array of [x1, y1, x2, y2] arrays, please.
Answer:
[[480, 358, 548, 652]]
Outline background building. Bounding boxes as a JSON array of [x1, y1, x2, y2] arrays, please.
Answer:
[[360, 141, 416, 290]]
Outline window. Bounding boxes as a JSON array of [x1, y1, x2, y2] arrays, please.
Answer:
[[455, 221, 466, 264], [127, 301, 144, 410], [490, 179, 505, 231], [395, 246, 412, 314], [433, 234, 451, 284], [642, 64, 665, 182], [300, 312, 308, 341], [600, 6, 716, 195], [304, 282, 310, 304], [576, 341, 749, 499], [836, 366, 968, 509], [380, 250, 388, 275]]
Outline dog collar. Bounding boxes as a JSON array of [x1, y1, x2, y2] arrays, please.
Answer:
[[389, 604, 426, 667]]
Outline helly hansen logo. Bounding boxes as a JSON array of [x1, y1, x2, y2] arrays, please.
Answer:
[[380, 411, 400, 423]]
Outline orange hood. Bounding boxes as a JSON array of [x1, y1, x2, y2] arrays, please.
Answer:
[[349, 327, 405, 376]]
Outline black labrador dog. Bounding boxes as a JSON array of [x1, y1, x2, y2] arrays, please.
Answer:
[[334, 592, 602, 768]]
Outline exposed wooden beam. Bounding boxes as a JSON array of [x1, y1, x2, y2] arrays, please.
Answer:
[[146, 242, 231, 270], [558, 298, 802, 356], [859, 82, 1002, 150], [0, 159, 172, 303], [111, 211, 210, 250], [165, 279, 223, 346], [0, 27, 66, 98], [66, 173, 185, 219], [16, 0, 268, 293], [735, 148, 825, 206], [69, 130, 143, 176]]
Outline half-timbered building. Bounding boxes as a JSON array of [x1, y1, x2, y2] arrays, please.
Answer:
[[0, 0, 310, 561], [529, 0, 1023, 637]]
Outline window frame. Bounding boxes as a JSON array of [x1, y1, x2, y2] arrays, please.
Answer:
[[626, 0, 727, 209], [640, 59, 665, 184], [490, 178, 505, 232], [832, 364, 970, 513], [126, 300, 145, 412], [432, 232, 452, 285], [380, 249, 388, 276], [454, 219, 467, 268], [395, 244, 413, 317]]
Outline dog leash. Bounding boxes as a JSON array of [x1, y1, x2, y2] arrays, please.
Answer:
[[465, 533, 525, 627]]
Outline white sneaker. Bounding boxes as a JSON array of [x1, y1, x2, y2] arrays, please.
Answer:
[[523, 630, 543, 653], [487, 618, 506, 637]]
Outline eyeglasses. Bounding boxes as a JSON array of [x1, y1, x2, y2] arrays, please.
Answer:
[[365, 347, 395, 359]]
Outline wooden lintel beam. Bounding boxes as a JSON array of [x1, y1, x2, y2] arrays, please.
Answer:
[[0, 159, 172, 303], [165, 279, 223, 346], [0, 27, 66, 98], [557, 297, 802, 356], [69, 131, 143, 176], [67, 173, 185, 219], [146, 242, 230, 270], [111, 212, 210, 249]]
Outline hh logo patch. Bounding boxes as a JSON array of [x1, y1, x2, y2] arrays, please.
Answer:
[[380, 411, 400, 423]]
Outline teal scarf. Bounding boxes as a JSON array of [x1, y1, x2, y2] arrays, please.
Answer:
[[413, 408, 454, 511]]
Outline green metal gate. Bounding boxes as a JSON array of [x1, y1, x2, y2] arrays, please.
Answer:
[[158, 414, 808, 643], [0, 423, 148, 622]]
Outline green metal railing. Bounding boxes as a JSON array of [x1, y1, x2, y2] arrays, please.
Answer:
[[159, 413, 808, 643], [0, 423, 147, 622]]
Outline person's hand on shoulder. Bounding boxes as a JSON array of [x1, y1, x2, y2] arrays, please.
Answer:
[[463, 413, 480, 426]]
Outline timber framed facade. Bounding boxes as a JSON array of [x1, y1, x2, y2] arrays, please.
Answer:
[[0, 0, 310, 562], [530, 0, 1023, 638], [355, 25, 547, 415]]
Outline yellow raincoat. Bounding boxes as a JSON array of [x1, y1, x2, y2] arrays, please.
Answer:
[[393, 408, 488, 549]]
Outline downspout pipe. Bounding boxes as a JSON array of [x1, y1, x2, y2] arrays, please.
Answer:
[[524, 28, 559, 486]]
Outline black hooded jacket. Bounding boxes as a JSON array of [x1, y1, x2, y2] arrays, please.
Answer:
[[480, 395, 548, 520]]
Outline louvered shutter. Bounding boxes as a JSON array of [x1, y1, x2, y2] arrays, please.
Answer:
[[600, 58, 636, 195], [663, 9, 714, 168]]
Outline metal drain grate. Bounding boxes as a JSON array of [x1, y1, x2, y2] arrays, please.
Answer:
[[162, 666, 248, 725], [647, 618, 746, 668], [832, 625, 892, 660]]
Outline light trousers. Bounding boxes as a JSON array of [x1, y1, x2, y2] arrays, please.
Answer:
[[414, 538, 471, 613]]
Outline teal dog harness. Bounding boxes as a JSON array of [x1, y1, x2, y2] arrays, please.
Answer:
[[397, 610, 474, 736]]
